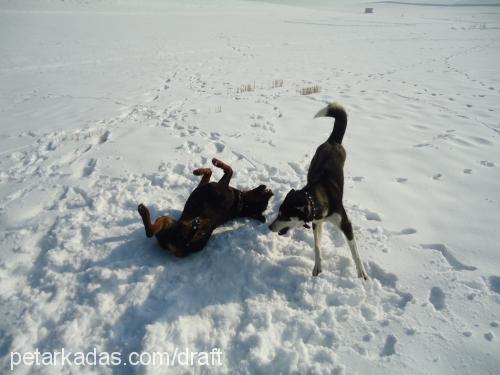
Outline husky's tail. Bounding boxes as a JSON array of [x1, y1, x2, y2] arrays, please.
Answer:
[[314, 102, 347, 144]]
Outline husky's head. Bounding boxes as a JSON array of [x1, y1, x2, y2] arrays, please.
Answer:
[[269, 189, 308, 235]]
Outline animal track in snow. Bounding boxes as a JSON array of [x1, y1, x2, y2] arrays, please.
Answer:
[[432, 173, 442, 180], [484, 332, 494, 341], [287, 162, 302, 176], [214, 142, 225, 153], [420, 244, 477, 271], [364, 210, 382, 222], [127, 104, 160, 122], [469, 136, 492, 146], [405, 328, 416, 336], [411, 124, 429, 131], [369, 262, 397, 288], [368, 262, 413, 309], [163, 78, 171, 91], [176, 141, 202, 154], [82, 158, 97, 177], [255, 137, 276, 147], [396, 177, 407, 183], [480, 160, 495, 167], [210, 132, 221, 140], [250, 120, 276, 133], [429, 286, 446, 311], [394, 228, 416, 235], [488, 276, 500, 294], [413, 143, 432, 148], [380, 335, 397, 357], [360, 305, 378, 321], [99, 130, 110, 144]]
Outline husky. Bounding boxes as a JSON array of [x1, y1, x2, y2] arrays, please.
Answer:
[[269, 103, 368, 279]]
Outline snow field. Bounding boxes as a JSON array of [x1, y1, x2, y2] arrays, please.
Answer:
[[1, 0, 500, 373]]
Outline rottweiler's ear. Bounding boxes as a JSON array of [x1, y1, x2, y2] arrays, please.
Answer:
[[190, 220, 211, 244], [256, 185, 266, 193], [191, 230, 207, 243]]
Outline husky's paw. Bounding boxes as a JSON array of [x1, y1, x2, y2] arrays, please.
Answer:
[[312, 263, 322, 277], [358, 268, 368, 281]]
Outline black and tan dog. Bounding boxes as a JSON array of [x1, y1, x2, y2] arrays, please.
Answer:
[[269, 103, 368, 279], [138, 158, 273, 257]]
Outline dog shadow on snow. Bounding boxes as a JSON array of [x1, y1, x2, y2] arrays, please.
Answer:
[[86, 211, 303, 373]]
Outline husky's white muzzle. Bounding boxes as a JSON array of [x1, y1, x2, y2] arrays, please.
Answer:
[[269, 217, 303, 235]]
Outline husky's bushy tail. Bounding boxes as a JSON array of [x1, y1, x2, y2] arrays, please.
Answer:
[[314, 102, 348, 144]]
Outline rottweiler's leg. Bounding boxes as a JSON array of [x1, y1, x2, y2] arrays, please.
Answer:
[[193, 168, 212, 188], [138, 204, 154, 237], [212, 158, 233, 187], [138, 204, 171, 238]]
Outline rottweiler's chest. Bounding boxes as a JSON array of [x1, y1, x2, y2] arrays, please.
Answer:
[[181, 183, 237, 223]]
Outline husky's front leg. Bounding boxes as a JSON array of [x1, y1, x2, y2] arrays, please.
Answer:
[[312, 222, 323, 276]]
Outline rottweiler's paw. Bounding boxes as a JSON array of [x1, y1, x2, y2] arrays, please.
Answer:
[[138, 204, 147, 216], [193, 168, 212, 176], [212, 158, 221, 167], [138, 204, 153, 238]]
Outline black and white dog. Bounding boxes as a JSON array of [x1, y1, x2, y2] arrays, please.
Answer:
[[269, 103, 368, 279]]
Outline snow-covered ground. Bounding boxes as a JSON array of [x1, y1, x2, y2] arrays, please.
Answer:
[[1, 0, 499, 373]]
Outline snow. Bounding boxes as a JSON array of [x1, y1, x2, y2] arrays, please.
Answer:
[[1, 0, 500, 373]]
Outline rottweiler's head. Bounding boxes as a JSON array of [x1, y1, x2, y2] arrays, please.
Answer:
[[156, 217, 213, 257], [240, 185, 273, 222]]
